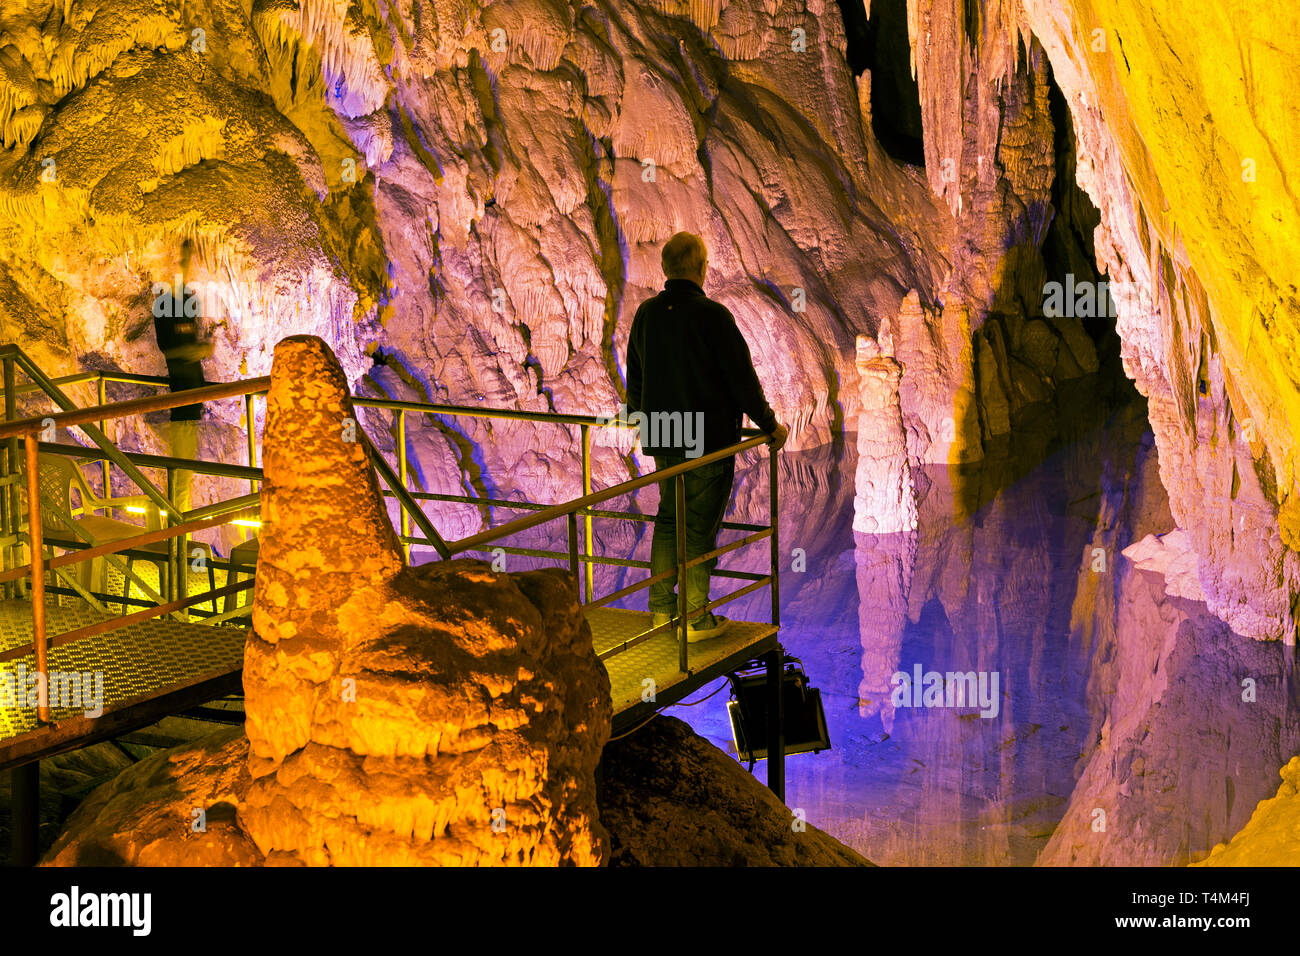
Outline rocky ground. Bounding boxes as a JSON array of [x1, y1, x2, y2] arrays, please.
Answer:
[[37, 712, 870, 867]]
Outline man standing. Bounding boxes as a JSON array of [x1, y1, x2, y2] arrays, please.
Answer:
[[152, 239, 211, 514], [625, 232, 788, 641]]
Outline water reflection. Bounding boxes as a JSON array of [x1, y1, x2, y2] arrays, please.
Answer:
[[677, 401, 1300, 865]]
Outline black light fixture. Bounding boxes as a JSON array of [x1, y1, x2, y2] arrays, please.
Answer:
[[727, 655, 830, 767]]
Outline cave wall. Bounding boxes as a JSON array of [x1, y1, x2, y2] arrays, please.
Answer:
[[0, 0, 960, 530], [0, 1, 1294, 628], [1011, 0, 1300, 641]]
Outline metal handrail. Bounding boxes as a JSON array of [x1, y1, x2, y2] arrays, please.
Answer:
[[446, 435, 770, 555], [0, 343, 783, 723], [444, 430, 780, 672], [0, 348, 185, 523], [0, 358, 451, 557], [359, 429, 450, 559], [0, 376, 273, 440]]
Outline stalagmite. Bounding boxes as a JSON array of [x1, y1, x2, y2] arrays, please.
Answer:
[[853, 334, 918, 535]]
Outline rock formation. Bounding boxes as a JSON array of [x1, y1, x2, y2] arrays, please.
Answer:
[[240, 335, 612, 865], [1017, 0, 1300, 642], [46, 335, 615, 866], [5, 0, 1277, 641], [854, 527, 916, 735], [596, 716, 871, 866], [853, 333, 917, 534], [1193, 756, 1300, 867], [5, 0, 1300, 868], [42, 728, 264, 866]]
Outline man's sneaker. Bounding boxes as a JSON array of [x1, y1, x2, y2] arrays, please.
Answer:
[[686, 612, 731, 642], [651, 612, 672, 631]]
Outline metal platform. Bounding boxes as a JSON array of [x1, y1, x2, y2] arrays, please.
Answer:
[[0, 601, 776, 762], [586, 607, 779, 735], [0, 599, 244, 768]]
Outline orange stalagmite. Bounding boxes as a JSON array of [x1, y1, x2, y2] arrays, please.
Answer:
[[240, 335, 612, 865], [43, 335, 612, 867]]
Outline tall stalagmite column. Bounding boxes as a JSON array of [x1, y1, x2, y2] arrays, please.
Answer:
[[853, 334, 919, 735], [853, 335, 918, 535], [241, 334, 611, 866]]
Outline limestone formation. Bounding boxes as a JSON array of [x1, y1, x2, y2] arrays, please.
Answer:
[[0, 0, 959, 523], [1120, 530, 1205, 604], [1193, 756, 1300, 867], [42, 728, 263, 867], [853, 334, 917, 535], [597, 716, 871, 866], [6, 0, 1300, 870], [888, 292, 983, 465], [241, 335, 612, 866], [1019, 0, 1300, 642], [854, 528, 917, 734]]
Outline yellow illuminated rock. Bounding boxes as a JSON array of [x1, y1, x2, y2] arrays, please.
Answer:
[[1193, 756, 1300, 866]]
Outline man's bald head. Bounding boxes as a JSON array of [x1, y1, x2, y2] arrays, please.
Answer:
[[662, 232, 708, 284]]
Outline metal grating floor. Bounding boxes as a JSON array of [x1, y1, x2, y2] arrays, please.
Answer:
[[0, 598, 245, 739], [585, 607, 777, 714], [0, 600, 771, 746]]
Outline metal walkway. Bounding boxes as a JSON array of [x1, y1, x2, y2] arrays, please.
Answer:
[[0, 341, 789, 864], [0, 600, 776, 766], [589, 608, 778, 734], [0, 598, 243, 767]]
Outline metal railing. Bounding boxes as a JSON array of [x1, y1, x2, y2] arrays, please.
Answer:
[[0, 376, 271, 722], [0, 342, 781, 724], [446, 430, 780, 671]]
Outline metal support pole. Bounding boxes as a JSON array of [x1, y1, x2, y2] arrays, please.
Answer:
[[675, 472, 687, 673], [580, 424, 593, 603], [244, 393, 259, 495], [2, 357, 13, 600], [765, 648, 785, 803], [167, 467, 180, 607], [24, 435, 49, 722], [397, 410, 410, 563], [98, 373, 109, 510], [10, 761, 39, 866], [769, 440, 780, 629], [567, 512, 579, 583]]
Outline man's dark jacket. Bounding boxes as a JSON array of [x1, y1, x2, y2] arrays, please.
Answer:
[[152, 296, 206, 422], [626, 278, 778, 456]]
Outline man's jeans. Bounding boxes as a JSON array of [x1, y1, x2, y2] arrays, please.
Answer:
[[649, 454, 736, 618]]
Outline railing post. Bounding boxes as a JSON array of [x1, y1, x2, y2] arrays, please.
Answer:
[[397, 409, 410, 563], [2, 356, 14, 600], [675, 471, 687, 673], [98, 372, 109, 512], [24, 434, 50, 723], [770, 438, 780, 629], [766, 435, 784, 802], [167, 466, 181, 610], [765, 647, 785, 803], [567, 512, 579, 586], [245, 393, 259, 495], [580, 424, 593, 604]]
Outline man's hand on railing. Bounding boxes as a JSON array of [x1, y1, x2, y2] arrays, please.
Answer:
[[768, 422, 789, 450], [595, 420, 640, 456]]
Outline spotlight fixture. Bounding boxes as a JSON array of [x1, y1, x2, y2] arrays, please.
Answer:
[[727, 655, 830, 767]]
